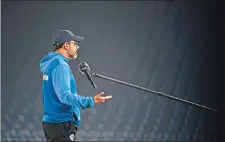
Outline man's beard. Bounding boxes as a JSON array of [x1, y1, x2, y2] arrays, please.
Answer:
[[68, 53, 77, 59], [69, 52, 78, 59], [73, 54, 77, 59], [72, 53, 77, 59]]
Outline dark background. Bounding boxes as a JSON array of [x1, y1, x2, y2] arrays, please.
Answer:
[[1, 1, 224, 141]]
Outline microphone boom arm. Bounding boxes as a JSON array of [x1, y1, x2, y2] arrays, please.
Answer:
[[92, 73, 220, 114]]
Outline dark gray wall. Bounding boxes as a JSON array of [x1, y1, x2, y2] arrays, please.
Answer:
[[2, 1, 224, 141], [222, 0, 225, 138]]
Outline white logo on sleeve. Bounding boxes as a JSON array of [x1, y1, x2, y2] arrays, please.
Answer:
[[43, 75, 48, 81]]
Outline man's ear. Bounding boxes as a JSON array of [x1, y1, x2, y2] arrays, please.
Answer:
[[64, 43, 68, 50]]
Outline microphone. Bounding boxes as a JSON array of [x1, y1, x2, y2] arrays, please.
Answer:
[[78, 62, 97, 89]]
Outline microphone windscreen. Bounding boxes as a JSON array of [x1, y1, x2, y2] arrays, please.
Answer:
[[78, 62, 90, 74]]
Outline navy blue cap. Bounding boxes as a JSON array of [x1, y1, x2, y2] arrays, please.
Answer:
[[53, 30, 84, 46]]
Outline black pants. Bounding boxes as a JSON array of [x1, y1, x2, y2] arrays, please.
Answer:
[[43, 121, 78, 142]]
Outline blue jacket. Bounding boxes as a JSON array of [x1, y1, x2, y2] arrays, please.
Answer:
[[40, 52, 95, 126]]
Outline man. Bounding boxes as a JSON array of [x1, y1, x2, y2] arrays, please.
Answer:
[[40, 30, 112, 141]]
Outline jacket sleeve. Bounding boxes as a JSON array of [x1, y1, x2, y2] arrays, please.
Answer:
[[52, 64, 95, 109]]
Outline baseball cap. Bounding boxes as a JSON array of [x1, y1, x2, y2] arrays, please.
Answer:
[[52, 30, 84, 47]]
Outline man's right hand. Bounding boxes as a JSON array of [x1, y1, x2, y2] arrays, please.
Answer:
[[94, 92, 113, 104]]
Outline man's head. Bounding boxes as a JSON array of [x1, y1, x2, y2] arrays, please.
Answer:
[[52, 30, 84, 59]]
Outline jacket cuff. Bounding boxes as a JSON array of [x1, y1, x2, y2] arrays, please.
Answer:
[[89, 97, 95, 108]]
